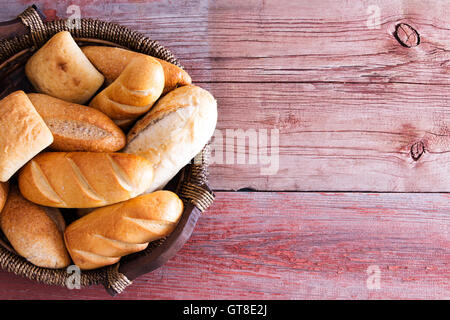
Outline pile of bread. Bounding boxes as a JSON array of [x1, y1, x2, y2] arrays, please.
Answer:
[[0, 31, 217, 270]]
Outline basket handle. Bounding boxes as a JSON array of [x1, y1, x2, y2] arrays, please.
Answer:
[[0, 5, 46, 41]]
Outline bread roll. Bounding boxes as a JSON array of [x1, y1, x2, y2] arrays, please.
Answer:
[[0, 91, 53, 182], [81, 46, 191, 94], [18, 152, 154, 208], [114, 118, 136, 131], [28, 93, 126, 152], [124, 85, 217, 192], [0, 182, 8, 213], [25, 31, 104, 104], [89, 55, 164, 120], [64, 190, 183, 270], [0, 186, 70, 268]]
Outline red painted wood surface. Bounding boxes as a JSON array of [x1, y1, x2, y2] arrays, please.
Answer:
[[0, 0, 448, 299], [0, 192, 449, 299]]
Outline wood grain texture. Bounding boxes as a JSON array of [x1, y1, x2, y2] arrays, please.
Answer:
[[1, 0, 448, 191], [0, 0, 448, 300], [4, 0, 449, 85], [0, 192, 448, 300], [206, 82, 450, 191]]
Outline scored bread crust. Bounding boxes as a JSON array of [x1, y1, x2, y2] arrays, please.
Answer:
[[25, 31, 104, 104], [0, 91, 54, 182], [64, 190, 183, 270], [124, 85, 217, 193], [81, 46, 192, 94], [18, 152, 154, 208], [0, 186, 70, 269], [28, 93, 126, 152], [89, 55, 164, 120]]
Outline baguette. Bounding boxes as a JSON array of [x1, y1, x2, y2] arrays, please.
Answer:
[[0, 186, 70, 268], [81, 46, 191, 94], [18, 152, 154, 208], [25, 31, 104, 104], [64, 190, 183, 270], [28, 93, 126, 152], [89, 55, 164, 120], [124, 85, 217, 192], [0, 91, 53, 182]]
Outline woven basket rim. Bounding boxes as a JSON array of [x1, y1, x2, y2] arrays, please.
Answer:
[[0, 8, 214, 295]]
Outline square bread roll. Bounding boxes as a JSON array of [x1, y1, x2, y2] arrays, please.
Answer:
[[0, 91, 53, 182], [25, 31, 104, 104]]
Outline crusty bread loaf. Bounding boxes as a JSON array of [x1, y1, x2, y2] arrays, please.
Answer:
[[89, 55, 164, 120], [18, 152, 154, 208], [0, 186, 70, 268], [28, 93, 126, 152], [25, 31, 104, 104], [64, 190, 183, 270], [0, 182, 8, 213], [81, 46, 191, 94], [0, 91, 53, 182], [124, 85, 217, 192]]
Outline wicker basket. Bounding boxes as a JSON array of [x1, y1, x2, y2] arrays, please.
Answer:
[[0, 5, 215, 296]]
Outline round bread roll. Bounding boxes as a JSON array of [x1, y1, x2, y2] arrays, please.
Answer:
[[25, 31, 104, 104], [124, 85, 217, 193], [0, 186, 70, 268], [89, 55, 164, 121]]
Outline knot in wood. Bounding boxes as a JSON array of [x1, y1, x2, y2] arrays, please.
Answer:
[[394, 23, 420, 48], [411, 141, 425, 161]]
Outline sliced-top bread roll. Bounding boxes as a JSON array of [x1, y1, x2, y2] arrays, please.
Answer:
[[25, 31, 104, 104], [28, 93, 126, 152], [18, 152, 154, 208], [124, 85, 217, 192], [64, 190, 183, 270], [89, 55, 164, 121], [0, 91, 53, 182], [0, 186, 70, 268], [82, 46, 191, 94]]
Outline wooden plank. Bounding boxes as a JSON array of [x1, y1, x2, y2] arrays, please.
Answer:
[[0, 192, 448, 299], [205, 81, 450, 191], [3, 0, 449, 84], [0, 1, 449, 191]]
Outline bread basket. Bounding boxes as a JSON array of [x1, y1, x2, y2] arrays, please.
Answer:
[[0, 5, 215, 296]]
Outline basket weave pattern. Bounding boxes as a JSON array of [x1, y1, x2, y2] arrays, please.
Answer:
[[0, 6, 214, 295]]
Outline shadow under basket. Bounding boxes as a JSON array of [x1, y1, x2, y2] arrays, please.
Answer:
[[0, 5, 215, 296]]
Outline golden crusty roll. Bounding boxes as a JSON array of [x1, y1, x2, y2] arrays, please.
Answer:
[[89, 55, 164, 120], [124, 85, 217, 193], [0, 182, 8, 213], [28, 93, 126, 152], [25, 31, 104, 104], [64, 190, 183, 270], [81, 46, 191, 94], [0, 186, 70, 268], [18, 152, 154, 208], [0, 91, 53, 182]]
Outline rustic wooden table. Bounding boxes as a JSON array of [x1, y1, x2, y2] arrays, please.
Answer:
[[0, 0, 448, 299]]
